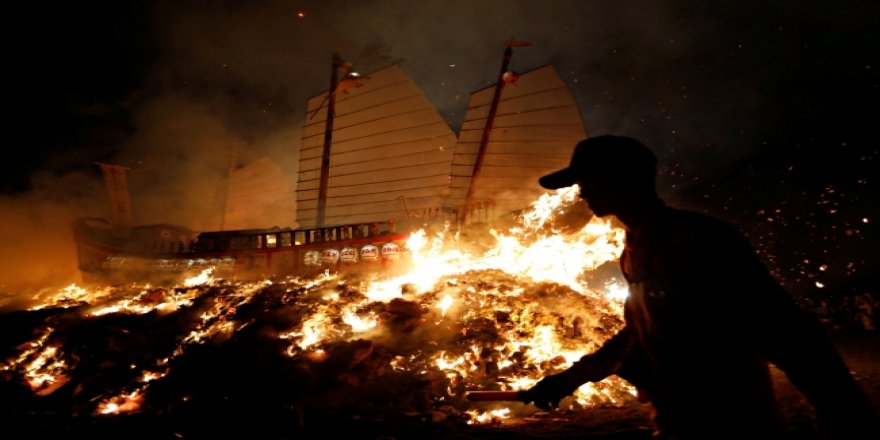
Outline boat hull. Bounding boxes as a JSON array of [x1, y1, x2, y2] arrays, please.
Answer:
[[73, 218, 412, 285]]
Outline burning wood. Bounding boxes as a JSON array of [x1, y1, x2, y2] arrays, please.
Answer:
[[1, 187, 639, 432]]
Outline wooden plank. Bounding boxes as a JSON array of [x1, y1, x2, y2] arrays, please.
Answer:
[[458, 124, 584, 143], [464, 92, 579, 122], [496, 65, 568, 99], [473, 164, 563, 179], [297, 65, 457, 210], [298, 194, 450, 227], [300, 140, 323, 155], [324, 195, 445, 217], [332, 99, 440, 137], [464, 65, 567, 108], [300, 140, 325, 157], [296, 198, 318, 210], [456, 175, 563, 190], [468, 187, 546, 201], [332, 65, 422, 111], [488, 189, 553, 201], [308, 128, 455, 160], [478, 154, 570, 169], [326, 185, 449, 207], [470, 140, 576, 155], [327, 163, 450, 187], [451, 141, 480, 157], [302, 133, 456, 165], [324, 124, 457, 155], [461, 104, 584, 131], [298, 169, 322, 183], [298, 157, 321, 173], [299, 63, 589, 226], [334, 89, 424, 119], [330, 138, 456, 167], [505, 92, 578, 116], [299, 170, 451, 212], [454, 152, 569, 169], [303, 64, 414, 113], [451, 163, 477, 176], [296, 178, 319, 191], [449, 176, 472, 187], [329, 152, 452, 179], [326, 174, 451, 198], [451, 140, 575, 179]]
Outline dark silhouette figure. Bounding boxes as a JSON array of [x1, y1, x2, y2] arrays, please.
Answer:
[[519, 136, 877, 439]]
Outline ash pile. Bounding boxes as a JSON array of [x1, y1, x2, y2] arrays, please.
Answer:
[[1, 267, 635, 435], [1, 189, 640, 437]]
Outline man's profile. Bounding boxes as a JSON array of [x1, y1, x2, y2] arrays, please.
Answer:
[[518, 135, 877, 439]]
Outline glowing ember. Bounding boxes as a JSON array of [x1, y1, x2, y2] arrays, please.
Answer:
[[342, 308, 378, 333], [466, 407, 511, 424], [184, 268, 215, 286], [96, 391, 144, 415], [4, 186, 635, 424], [437, 294, 454, 317]]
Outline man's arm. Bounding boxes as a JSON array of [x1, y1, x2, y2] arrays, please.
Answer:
[[519, 327, 633, 408], [567, 326, 633, 382]]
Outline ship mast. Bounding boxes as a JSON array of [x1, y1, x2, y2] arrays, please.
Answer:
[[219, 146, 237, 231], [96, 162, 135, 234], [315, 53, 344, 228], [463, 40, 527, 223]]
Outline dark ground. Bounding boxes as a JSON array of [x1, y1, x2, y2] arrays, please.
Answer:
[[2, 320, 878, 440]]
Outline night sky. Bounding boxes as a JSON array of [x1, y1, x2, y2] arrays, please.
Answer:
[[2, 0, 878, 302]]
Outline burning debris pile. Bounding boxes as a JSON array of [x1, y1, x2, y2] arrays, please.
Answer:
[[1, 187, 641, 436]]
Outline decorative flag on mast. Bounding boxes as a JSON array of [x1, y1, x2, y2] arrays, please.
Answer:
[[308, 58, 365, 120], [333, 72, 365, 95], [502, 70, 520, 86], [462, 39, 531, 221]]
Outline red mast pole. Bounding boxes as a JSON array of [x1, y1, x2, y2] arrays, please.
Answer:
[[316, 53, 343, 227], [463, 44, 514, 223]]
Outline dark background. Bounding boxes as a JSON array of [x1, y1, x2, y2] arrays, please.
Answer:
[[2, 0, 878, 300]]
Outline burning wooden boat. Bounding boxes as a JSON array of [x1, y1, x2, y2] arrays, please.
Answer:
[[13, 196, 635, 435], [73, 43, 586, 286], [73, 215, 410, 285]]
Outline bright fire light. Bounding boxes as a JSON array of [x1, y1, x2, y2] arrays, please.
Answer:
[[5, 185, 635, 424]]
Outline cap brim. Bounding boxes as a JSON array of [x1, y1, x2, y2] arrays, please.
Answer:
[[538, 168, 577, 189]]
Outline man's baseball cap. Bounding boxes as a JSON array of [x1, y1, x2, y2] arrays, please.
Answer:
[[538, 135, 658, 189]]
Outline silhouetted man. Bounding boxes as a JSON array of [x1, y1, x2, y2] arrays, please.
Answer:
[[519, 135, 877, 439]]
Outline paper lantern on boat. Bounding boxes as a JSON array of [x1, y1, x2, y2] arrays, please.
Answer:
[[381, 242, 400, 260], [360, 244, 379, 262], [321, 248, 340, 265], [303, 250, 321, 266], [340, 246, 358, 263]]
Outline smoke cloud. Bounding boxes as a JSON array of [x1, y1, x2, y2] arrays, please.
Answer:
[[2, 0, 876, 301]]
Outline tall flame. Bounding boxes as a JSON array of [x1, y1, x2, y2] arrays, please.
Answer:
[[5, 185, 634, 423]]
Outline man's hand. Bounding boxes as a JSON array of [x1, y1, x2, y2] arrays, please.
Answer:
[[519, 370, 583, 410]]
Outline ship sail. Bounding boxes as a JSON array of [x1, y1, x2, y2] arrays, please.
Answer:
[[205, 156, 297, 231], [74, 53, 590, 286], [296, 64, 458, 228], [446, 64, 587, 221]]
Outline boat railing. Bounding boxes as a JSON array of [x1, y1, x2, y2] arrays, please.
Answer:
[[190, 220, 405, 254]]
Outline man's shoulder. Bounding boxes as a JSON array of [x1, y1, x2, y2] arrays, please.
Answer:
[[655, 206, 731, 229], [648, 206, 743, 241], [636, 207, 756, 264]]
